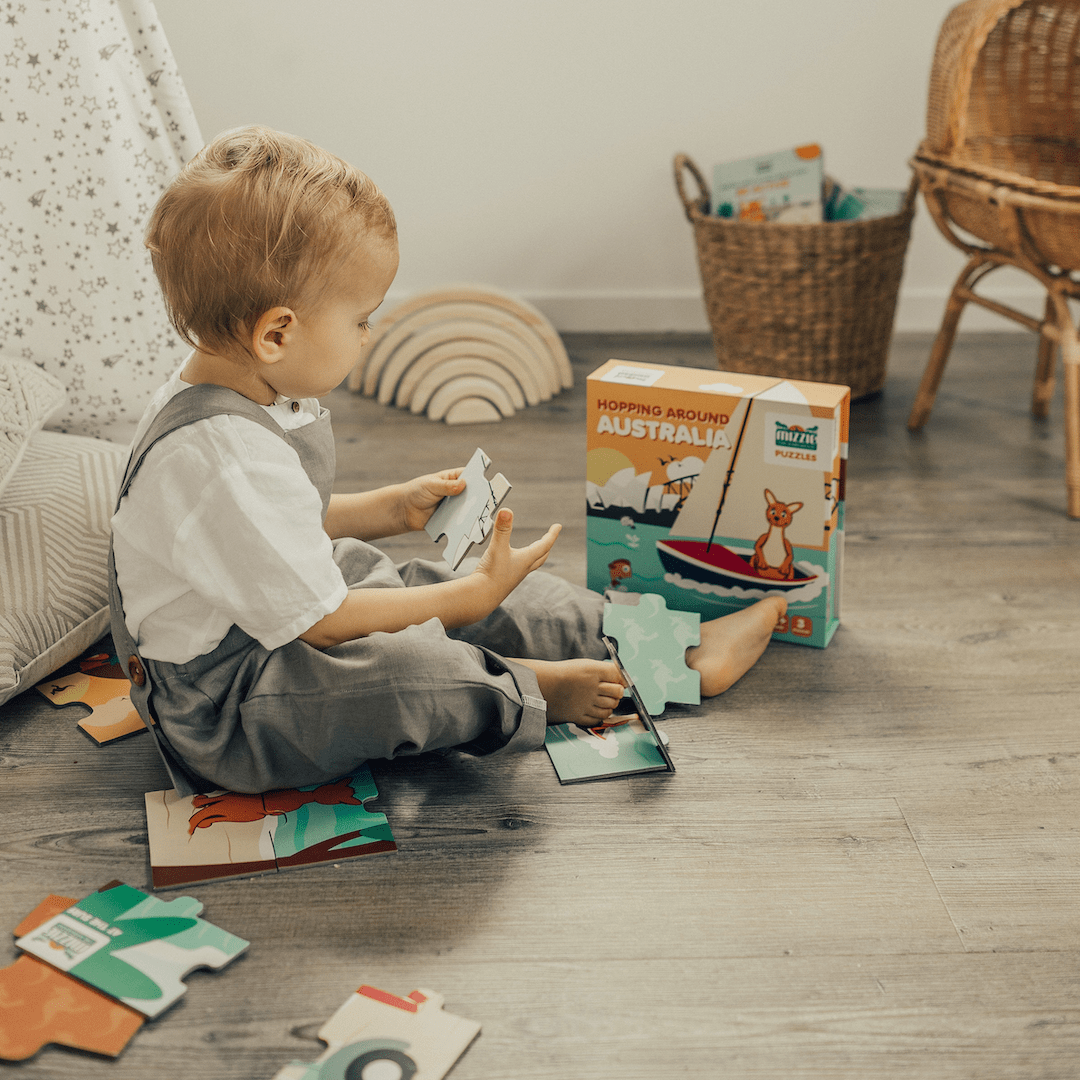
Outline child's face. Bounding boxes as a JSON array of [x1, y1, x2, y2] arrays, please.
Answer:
[[266, 235, 398, 400]]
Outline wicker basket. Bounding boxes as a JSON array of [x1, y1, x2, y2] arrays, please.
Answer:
[[674, 154, 917, 399]]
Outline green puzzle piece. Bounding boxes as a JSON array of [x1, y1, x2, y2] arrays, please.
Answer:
[[14, 883, 248, 1018], [603, 593, 701, 715]]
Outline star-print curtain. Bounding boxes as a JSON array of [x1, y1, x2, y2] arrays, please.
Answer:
[[1, 0, 201, 441]]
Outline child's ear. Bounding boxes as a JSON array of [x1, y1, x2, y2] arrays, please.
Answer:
[[250, 306, 297, 364]]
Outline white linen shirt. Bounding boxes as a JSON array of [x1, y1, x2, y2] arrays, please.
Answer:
[[111, 366, 349, 663]]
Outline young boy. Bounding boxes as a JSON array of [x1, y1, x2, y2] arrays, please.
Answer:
[[110, 125, 785, 796]]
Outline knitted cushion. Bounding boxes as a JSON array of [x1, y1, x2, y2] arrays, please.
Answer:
[[0, 358, 67, 502]]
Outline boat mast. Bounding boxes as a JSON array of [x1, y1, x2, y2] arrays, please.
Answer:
[[706, 394, 757, 552]]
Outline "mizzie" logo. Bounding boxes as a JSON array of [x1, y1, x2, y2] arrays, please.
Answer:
[[774, 422, 818, 451]]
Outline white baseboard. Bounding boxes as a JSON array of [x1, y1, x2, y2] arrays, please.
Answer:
[[380, 286, 1053, 335], [378, 288, 713, 333], [894, 287, 1046, 333], [522, 290, 711, 333]]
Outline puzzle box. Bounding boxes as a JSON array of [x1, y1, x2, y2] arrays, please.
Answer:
[[586, 360, 849, 648]]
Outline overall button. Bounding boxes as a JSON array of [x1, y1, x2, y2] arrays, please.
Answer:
[[127, 655, 146, 687], [291, 400, 300, 413]]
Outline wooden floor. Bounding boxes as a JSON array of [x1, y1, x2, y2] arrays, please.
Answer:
[[1, 332, 1078, 1078]]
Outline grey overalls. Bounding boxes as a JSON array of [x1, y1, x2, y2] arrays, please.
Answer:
[[109, 384, 606, 795]]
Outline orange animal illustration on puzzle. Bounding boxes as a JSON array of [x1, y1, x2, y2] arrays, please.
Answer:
[[750, 488, 804, 581], [186, 779, 367, 833], [35, 652, 148, 744]]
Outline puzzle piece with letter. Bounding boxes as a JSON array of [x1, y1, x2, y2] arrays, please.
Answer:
[[602, 592, 701, 715], [272, 983, 480, 1080], [0, 888, 144, 1061], [144, 767, 396, 889], [425, 446, 511, 569], [15, 881, 248, 1019], [34, 649, 149, 744]]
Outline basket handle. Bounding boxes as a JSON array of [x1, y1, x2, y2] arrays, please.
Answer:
[[902, 172, 919, 215], [674, 154, 710, 221]]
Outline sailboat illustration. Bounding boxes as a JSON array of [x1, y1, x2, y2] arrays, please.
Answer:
[[655, 392, 822, 596]]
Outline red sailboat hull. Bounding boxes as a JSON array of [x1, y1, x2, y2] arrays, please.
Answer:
[[656, 538, 817, 592]]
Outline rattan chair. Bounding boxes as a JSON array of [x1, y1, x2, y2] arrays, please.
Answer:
[[909, 0, 1080, 516]]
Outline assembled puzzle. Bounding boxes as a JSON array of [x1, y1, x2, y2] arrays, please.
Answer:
[[587, 360, 849, 648], [272, 983, 480, 1080], [425, 446, 511, 569], [144, 767, 396, 889]]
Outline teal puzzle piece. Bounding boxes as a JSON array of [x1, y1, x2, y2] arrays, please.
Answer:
[[602, 593, 701, 715], [15, 883, 248, 1018]]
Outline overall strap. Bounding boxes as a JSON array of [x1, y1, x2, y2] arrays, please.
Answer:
[[114, 384, 287, 510], [109, 383, 293, 796]]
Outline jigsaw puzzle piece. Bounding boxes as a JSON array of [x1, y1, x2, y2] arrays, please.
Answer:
[[425, 447, 511, 569], [272, 984, 481, 1080], [15, 883, 249, 1018], [35, 668, 147, 744], [0, 893, 143, 1061], [602, 593, 701, 715]]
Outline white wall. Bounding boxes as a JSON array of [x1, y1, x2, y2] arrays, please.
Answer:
[[152, 0, 1042, 332]]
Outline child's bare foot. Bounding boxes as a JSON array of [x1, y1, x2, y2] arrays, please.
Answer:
[[512, 658, 628, 727], [686, 596, 787, 696]]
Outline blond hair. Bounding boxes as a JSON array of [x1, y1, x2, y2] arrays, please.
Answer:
[[146, 125, 396, 356]]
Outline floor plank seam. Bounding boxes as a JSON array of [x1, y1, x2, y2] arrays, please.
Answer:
[[894, 796, 968, 953]]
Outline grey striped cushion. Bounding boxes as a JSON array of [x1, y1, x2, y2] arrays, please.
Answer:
[[0, 430, 127, 705]]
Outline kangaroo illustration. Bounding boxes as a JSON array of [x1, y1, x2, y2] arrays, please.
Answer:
[[750, 489, 803, 580], [186, 778, 366, 833]]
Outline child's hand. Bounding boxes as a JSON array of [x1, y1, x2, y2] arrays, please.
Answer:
[[400, 468, 466, 532], [474, 508, 560, 600]]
